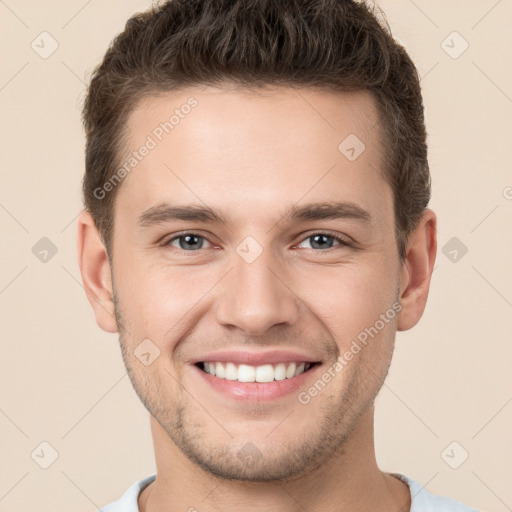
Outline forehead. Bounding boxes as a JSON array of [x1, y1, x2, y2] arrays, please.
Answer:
[[115, 85, 390, 229]]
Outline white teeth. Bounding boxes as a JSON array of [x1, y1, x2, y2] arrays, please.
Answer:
[[255, 364, 274, 383], [215, 362, 225, 378], [225, 362, 238, 380], [201, 361, 313, 382], [295, 362, 305, 377], [238, 364, 256, 382], [285, 362, 296, 379], [274, 363, 287, 381]]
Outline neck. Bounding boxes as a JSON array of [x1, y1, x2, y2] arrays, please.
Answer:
[[138, 406, 410, 512]]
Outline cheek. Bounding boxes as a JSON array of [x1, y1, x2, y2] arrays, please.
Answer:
[[297, 260, 398, 347], [115, 258, 216, 339]]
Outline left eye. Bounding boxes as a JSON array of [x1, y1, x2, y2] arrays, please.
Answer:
[[296, 233, 349, 251]]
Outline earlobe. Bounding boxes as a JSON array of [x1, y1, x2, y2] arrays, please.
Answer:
[[76, 210, 118, 333], [396, 209, 437, 332]]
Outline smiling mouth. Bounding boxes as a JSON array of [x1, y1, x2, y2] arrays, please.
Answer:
[[195, 361, 319, 383]]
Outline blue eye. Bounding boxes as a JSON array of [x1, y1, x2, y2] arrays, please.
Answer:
[[297, 233, 350, 251], [162, 231, 351, 252], [166, 233, 212, 251]]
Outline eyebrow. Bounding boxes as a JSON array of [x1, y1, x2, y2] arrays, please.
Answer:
[[137, 201, 372, 229]]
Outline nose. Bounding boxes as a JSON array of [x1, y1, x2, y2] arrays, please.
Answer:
[[214, 248, 300, 336]]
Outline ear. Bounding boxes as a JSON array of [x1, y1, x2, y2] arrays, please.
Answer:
[[76, 210, 118, 333], [397, 208, 437, 331]]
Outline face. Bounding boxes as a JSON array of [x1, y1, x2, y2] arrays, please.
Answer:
[[107, 85, 404, 481]]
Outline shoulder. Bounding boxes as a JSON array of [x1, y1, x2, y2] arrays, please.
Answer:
[[392, 473, 482, 512], [100, 474, 156, 512]]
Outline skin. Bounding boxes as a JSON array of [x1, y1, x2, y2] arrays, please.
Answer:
[[77, 84, 436, 512]]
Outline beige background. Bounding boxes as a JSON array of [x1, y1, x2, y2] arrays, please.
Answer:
[[1, 1, 511, 511]]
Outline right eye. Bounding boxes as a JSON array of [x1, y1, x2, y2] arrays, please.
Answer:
[[164, 232, 214, 251]]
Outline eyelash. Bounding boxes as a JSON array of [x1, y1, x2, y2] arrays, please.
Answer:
[[159, 231, 353, 253]]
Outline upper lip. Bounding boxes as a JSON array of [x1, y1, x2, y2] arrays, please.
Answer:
[[190, 349, 321, 366]]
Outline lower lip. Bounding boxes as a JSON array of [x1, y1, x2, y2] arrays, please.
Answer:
[[192, 364, 321, 401]]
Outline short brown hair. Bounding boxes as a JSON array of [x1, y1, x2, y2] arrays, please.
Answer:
[[82, 0, 430, 261]]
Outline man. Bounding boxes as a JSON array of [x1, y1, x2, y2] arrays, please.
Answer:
[[77, 0, 480, 510]]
